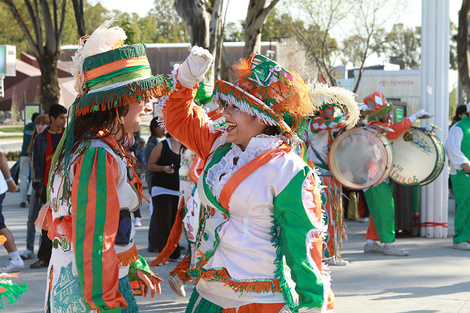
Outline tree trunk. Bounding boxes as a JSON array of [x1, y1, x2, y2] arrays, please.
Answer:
[[72, 0, 86, 37], [38, 51, 60, 113], [174, 0, 211, 48], [458, 0, 470, 100], [174, 0, 224, 86], [243, 0, 279, 58]]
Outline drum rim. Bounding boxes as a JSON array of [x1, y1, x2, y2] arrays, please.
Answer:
[[389, 126, 445, 186], [328, 127, 393, 190]]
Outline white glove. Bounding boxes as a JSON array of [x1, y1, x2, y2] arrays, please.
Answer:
[[409, 109, 430, 123], [177, 46, 213, 89]]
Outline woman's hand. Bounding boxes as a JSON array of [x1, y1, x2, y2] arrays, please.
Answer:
[[162, 165, 175, 174], [136, 269, 163, 299], [177, 46, 213, 89]]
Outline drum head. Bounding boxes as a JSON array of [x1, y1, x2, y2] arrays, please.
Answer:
[[390, 127, 444, 186], [328, 128, 393, 190]]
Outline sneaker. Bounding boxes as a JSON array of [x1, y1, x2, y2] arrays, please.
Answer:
[[30, 259, 49, 269], [356, 217, 369, 223], [155, 261, 169, 266], [20, 202, 26, 208], [135, 217, 142, 227], [0, 258, 24, 273], [168, 274, 186, 297], [324, 258, 349, 266], [364, 242, 383, 253], [453, 242, 470, 250], [383, 245, 409, 256], [21, 249, 33, 260], [169, 256, 185, 262]]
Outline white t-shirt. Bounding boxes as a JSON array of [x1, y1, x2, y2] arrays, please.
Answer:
[[0, 149, 8, 194]]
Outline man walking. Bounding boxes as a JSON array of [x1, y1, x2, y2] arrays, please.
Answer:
[[30, 104, 67, 268]]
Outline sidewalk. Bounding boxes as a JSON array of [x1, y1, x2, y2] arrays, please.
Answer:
[[1, 189, 469, 312]]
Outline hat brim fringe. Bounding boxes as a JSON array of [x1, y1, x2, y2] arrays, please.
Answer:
[[75, 75, 170, 117], [213, 80, 292, 135], [368, 104, 393, 122]]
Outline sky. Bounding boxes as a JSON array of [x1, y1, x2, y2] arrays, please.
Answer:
[[90, 0, 462, 26]]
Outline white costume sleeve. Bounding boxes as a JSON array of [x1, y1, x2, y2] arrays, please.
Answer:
[[445, 125, 468, 173]]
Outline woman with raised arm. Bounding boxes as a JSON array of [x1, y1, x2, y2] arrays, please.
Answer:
[[162, 47, 334, 313]]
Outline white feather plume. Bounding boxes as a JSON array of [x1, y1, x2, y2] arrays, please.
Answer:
[[308, 81, 360, 130], [71, 19, 127, 95]]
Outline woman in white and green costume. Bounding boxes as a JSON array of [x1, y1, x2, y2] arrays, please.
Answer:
[[162, 47, 334, 313], [37, 22, 168, 312]]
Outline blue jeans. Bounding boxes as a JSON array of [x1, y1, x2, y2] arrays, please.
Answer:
[[26, 189, 41, 252]]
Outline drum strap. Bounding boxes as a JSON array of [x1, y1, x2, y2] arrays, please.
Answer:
[[310, 145, 328, 170]]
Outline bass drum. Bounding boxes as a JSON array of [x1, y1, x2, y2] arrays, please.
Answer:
[[328, 127, 393, 190], [389, 126, 445, 186]]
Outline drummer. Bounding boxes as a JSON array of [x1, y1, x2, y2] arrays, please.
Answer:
[[304, 82, 359, 266], [362, 90, 430, 256], [444, 103, 470, 250]]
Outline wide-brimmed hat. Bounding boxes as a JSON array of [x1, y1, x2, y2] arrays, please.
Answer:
[[363, 90, 393, 121], [70, 21, 169, 116], [212, 53, 314, 138]]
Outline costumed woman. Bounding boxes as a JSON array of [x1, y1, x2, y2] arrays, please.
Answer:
[[362, 90, 430, 256], [303, 82, 359, 266], [149, 83, 226, 297], [39, 21, 168, 312], [162, 47, 334, 312]]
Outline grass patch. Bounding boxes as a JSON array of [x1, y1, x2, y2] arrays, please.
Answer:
[[0, 126, 24, 133], [0, 135, 23, 140]]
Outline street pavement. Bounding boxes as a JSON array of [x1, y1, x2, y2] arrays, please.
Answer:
[[1, 188, 469, 312]]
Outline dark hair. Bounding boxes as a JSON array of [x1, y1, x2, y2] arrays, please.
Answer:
[[149, 117, 160, 137], [31, 112, 39, 123], [56, 105, 136, 169], [451, 105, 468, 124], [49, 104, 67, 119]]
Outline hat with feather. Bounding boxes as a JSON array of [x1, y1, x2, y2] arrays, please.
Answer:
[[212, 53, 314, 139], [308, 81, 360, 130], [50, 20, 170, 203], [70, 20, 170, 116]]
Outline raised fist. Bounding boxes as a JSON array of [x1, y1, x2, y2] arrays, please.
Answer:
[[177, 46, 213, 89]]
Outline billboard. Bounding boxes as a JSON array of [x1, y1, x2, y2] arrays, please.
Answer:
[[0, 45, 16, 77]]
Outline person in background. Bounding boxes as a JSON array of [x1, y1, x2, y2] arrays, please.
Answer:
[[130, 131, 144, 227], [20, 114, 50, 260], [143, 117, 167, 237], [18, 112, 39, 208], [30, 104, 67, 269], [0, 149, 23, 272], [448, 103, 469, 199], [146, 133, 182, 261], [363, 90, 430, 256], [445, 103, 470, 250], [304, 82, 359, 266], [450, 104, 469, 127]]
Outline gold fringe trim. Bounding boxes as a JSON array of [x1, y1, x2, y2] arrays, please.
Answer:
[[117, 243, 139, 267]]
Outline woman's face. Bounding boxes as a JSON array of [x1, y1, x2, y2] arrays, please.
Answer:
[[36, 123, 48, 133], [123, 99, 152, 133], [221, 101, 266, 151]]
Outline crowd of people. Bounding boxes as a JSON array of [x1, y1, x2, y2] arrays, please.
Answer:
[[0, 20, 467, 312]]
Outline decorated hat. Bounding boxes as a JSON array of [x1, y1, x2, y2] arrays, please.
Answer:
[[212, 53, 313, 138], [70, 20, 170, 116], [308, 81, 360, 130], [363, 90, 392, 121]]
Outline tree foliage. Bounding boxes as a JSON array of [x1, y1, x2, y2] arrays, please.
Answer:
[[0, 0, 68, 111], [383, 23, 420, 69]]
